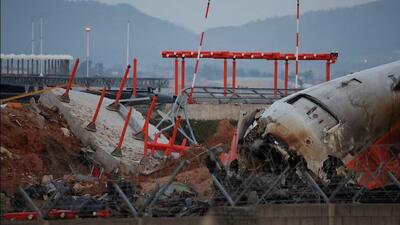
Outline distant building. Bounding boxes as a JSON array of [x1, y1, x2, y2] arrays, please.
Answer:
[[0, 54, 73, 76]]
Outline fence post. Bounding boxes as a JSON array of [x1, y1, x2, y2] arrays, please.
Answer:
[[59, 58, 80, 103], [107, 65, 131, 111], [86, 87, 107, 132], [112, 107, 133, 157]]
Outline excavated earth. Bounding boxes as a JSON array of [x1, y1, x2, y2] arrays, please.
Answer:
[[0, 99, 237, 200], [0, 102, 83, 194]]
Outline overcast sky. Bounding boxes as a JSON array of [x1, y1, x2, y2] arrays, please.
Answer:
[[90, 0, 376, 32]]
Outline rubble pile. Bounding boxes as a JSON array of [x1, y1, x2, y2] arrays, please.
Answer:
[[0, 101, 215, 220], [0, 100, 84, 194]]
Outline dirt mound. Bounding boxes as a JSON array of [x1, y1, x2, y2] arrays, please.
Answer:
[[0, 102, 83, 194], [206, 119, 236, 151]]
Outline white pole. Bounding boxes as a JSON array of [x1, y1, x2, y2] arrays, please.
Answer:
[[31, 18, 35, 55], [126, 20, 130, 66], [295, 0, 300, 89], [86, 29, 90, 78], [40, 15, 43, 77]]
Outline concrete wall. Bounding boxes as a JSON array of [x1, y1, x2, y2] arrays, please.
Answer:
[[207, 204, 400, 225], [164, 103, 269, 120], [3, 204, 399, 225]]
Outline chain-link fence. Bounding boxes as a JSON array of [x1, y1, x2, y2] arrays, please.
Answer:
[[1, 143, 399, 222]]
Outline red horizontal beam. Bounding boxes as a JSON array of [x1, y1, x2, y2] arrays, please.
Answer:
[[161, 51, 338, 63]]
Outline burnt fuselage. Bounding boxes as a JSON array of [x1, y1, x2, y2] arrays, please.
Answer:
[[240, 61, 400, 181]]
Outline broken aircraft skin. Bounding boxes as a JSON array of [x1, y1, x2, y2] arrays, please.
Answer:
[[239, 61, 400, 185]]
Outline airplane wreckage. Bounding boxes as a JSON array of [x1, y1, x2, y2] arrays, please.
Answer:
[[237, 61, 400, 191]]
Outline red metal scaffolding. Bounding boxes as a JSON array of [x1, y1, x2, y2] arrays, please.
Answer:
[[162, 50, 338, 97]]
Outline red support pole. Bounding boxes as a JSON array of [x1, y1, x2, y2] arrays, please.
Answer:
[[59, 58, 80, 103], [284, 60, 289, 96], [107, 65, 131, 111], [133, 58, 137, 97], [326, 61, 331, 81], [181, 58, 185, 96], [274, 60, 278, 97], [174, 58, 179, 96], [86, 87, 107, 132], [111, 107, 133, 157], [223, 58, 227, 96], [232, 59, 236, 92], [165, 116, 181, 156], [143, 95, 158, 156]]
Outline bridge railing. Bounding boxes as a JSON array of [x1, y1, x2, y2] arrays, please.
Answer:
[[0, 74, 171, 89]]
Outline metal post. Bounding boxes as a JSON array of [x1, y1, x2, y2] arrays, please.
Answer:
[[11, 59, 14, 74], [284, 60, 289, 95], [6, 59, 9, 74], [113, 183, 138, 217], [181, 58, 185, 96], [126, 21, 130, 66], [111, 107, 133, 157], [40, 15, 43, 76], [232, 59, 236, 91], [31, 59, 34, 74], [36, 60, 39, 74], [54, 60, 57, 74], [326, 61, 331, 81], [86, 87, 107, 132], [174, 58, 179, 96], [66, 60, 69, 74], [31, 18, 35, 55], [17, 59, 20, 75], [143, 95, 158, 156], [18, 187, 43, 220], [107, 65, 131, 111], [133, 58, 137, 97], [59, 58, 80, 103], [274, 60, 278, 97], [223, 58, 227, 96], [387, 171, 400, 189], [59, 60, 62, 74], [295, 0, 300, 89], [303, 171, 329, 203], [147, 160, 188, 216], [211, 174, 235, 206], [85, 27, 91, 78]]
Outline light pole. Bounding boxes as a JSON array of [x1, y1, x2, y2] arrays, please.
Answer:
[[85, 27, 91, 78], [40, 15, 44, 77], [31, 18, 35, 55]]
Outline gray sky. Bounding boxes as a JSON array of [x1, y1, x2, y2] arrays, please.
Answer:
[[89, 0, 376, 32]]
